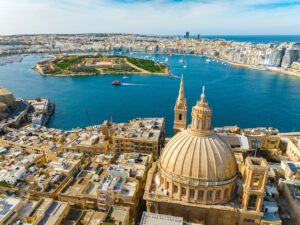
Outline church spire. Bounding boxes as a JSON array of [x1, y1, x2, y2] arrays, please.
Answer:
[[179, 74, 185, 98], [173, 75, 187, 135], [200, 86, 205, 103]]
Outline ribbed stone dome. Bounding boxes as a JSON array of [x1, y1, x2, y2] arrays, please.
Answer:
[[159, 129, 237, 186]]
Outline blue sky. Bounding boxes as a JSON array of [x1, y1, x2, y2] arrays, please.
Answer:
[[0, 0, 299, 35]]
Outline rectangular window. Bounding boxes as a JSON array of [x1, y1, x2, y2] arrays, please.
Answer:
[[174, 185, 178, 193], [181, 187, 186, 196], [224, 188, 228, 197], [189, 189, 195, 198], [202, 121, 205, 130], [248, 195, 257, 209], [198, 190, 203, 200], [216, 190, 221, 199], [197, 120, 200, 129], [179, 114, 182, 120], [244, 219, 255, 223], [207, 190, 212, 200]]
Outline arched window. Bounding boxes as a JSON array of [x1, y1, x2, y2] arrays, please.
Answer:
[[202, 121, 205, 130], [197, 120, 200, 129], [150, 205, 155, 213]]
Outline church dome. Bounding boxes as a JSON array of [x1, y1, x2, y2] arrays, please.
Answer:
[[159, 130, 237, 186], [159, 86, 237, 188]]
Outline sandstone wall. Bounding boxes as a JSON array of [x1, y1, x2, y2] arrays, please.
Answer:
[[0, 87, 18, 120], [0, 87, 17, 109]]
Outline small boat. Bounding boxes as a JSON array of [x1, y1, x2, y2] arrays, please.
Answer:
[[184, 65, 187, 68], [122, 74, 128, 79], [165, 58, 168, 62], [179, 59, 184, 63], [112, 81, 121, 85], [206, 59, 212, 63], [168, 53, 173, 56]]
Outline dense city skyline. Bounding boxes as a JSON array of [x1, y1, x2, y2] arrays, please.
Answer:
[[0, 0, 300, 35]]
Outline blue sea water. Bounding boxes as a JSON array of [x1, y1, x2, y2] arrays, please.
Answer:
[[0, 51, 300, 137]]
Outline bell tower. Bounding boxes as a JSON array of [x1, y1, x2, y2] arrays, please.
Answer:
[[174, 75, 187, 135], [242, 157, 268, 212]]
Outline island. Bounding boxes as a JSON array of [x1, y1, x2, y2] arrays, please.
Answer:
[[33, 54, 172, 77]]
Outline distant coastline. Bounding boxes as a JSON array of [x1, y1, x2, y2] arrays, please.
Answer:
[[204, 56, 300, 79]]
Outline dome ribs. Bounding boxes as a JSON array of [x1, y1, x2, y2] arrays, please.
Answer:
[[210, 137, 224, 178], [162, 132, 186, 171], [173, 135, 192, 175], [159, 130, 237, 185], [203, 137, 209, 180], [206, 138, 217, 179], [180, 135, 195, 177], [192, 137, 200, 178]]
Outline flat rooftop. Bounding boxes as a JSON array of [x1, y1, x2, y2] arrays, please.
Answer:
[[140, 212, 203, 225]]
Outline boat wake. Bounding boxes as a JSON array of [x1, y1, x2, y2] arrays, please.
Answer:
[[122, 83, 144, 86]]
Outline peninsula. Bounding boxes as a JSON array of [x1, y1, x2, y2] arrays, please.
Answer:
[[34, 54, 171, 76]]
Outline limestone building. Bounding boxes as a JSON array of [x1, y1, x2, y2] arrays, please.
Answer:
[[0, 87, 18, 120], [144, 81, 280, 225]]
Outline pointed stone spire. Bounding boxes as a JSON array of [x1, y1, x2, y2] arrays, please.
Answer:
[[175, 74, 187, 107], [179, 74, 185, 98], [200, 86, 205, 103], [174, 75, 187, 135]]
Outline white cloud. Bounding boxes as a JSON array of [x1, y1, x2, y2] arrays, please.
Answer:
[[0, 0, 299, 35]]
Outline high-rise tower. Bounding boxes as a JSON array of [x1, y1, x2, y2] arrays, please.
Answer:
[[173, 75, 187, 135]]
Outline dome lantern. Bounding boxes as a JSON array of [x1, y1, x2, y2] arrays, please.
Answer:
[[189, 86, 213, 135]]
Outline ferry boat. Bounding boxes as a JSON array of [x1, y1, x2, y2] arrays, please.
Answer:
[[112, 81, 121, 85]]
